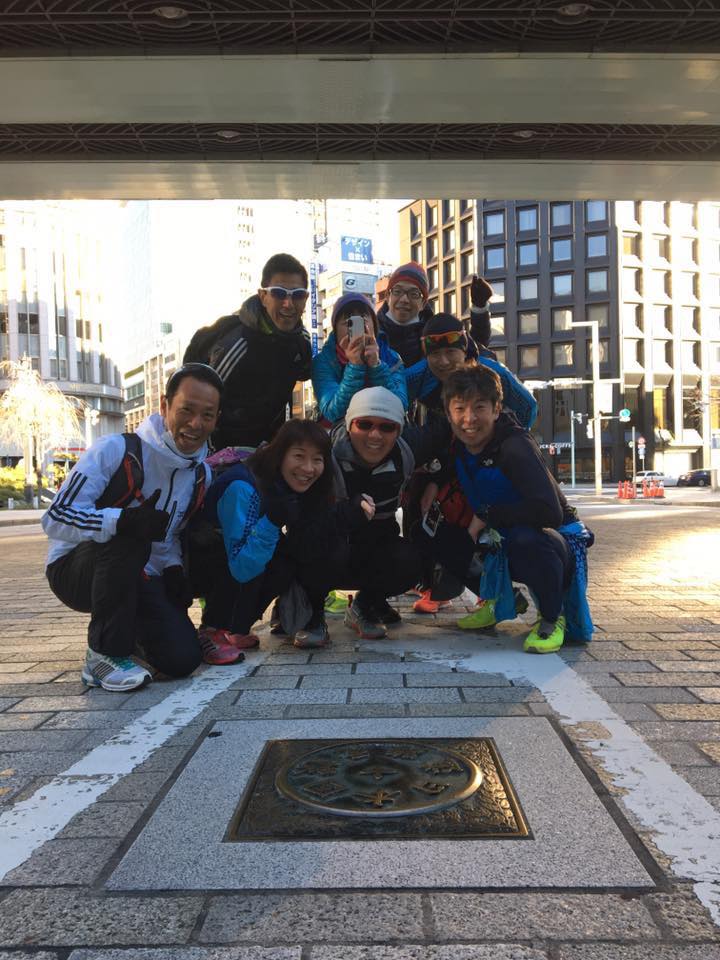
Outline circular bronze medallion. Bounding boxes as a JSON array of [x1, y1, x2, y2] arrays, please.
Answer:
[[275, 739, 483, 817]]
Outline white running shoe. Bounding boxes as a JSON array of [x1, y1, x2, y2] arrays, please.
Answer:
[[82, 648, 152, 692]]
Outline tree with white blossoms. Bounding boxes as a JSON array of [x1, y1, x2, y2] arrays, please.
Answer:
[[0, 357, 83, 499]]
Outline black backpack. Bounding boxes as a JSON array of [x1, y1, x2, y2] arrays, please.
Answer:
[[95, 433, 206, 519]]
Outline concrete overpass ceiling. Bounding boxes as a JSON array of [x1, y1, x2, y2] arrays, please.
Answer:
[[1, 2, 719, 200]]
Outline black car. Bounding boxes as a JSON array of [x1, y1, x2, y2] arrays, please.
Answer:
[[677, 468, 712, 487]]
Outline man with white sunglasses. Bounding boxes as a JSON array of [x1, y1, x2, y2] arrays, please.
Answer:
[[184, 253, 312, 449]]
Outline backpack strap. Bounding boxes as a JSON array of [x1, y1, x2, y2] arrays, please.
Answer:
[[96, 433, 144, 509]]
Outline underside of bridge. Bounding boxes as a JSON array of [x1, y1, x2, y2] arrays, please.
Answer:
[[1, 2, 720, 199]]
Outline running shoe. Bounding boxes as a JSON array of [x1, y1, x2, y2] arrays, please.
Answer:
[[198, 627, 244, 665], [82, 648, 152, 692]]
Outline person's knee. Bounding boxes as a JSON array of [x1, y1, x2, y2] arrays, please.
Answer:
[[151, 636, 202, 678]]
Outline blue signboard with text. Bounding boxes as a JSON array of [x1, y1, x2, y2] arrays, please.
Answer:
[[341, 235, 373, 265]]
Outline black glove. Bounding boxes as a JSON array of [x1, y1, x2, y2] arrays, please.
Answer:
[[263, 492, 300, 528], [163, 565, 194, 609], [470, 275, 493, 309], [116, 489, 170, 542]]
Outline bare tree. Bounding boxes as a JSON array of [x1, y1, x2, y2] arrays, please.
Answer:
[[0, 357, 83, 500]]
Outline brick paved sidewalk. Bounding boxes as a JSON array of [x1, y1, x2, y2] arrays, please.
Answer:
[[0, 505, 719, 958]]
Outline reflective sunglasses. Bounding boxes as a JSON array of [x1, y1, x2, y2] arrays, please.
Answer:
[[422, 330, 466, 352], [260, 286, 309, 301], [352, 419, 399, 434], [389, 286, 423, 301]]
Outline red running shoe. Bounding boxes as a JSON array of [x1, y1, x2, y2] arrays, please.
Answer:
[[224, 631, 260, 650], [198, 627, 244, 665], [412, 589, 452, 615]]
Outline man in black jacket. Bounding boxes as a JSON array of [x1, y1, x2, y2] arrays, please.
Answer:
[[183, 253, 312, 449]]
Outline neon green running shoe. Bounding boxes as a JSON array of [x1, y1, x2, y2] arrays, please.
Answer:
[[524, 615, 566, 654], [324, 590, 349, 615], [457, 599, 497, 630]]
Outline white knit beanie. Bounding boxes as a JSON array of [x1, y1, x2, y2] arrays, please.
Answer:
[[345, 387, 405, 432]]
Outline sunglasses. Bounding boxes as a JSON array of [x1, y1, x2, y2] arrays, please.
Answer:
[[422, 331, 466, 351], [352, 419, 399, 434], [260, 286, 309, 301]]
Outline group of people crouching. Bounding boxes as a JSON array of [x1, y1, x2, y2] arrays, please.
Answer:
[[41, 255, 593, 693]]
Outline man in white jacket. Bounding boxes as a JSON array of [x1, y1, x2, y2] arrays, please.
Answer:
[[42, 363, 227, 691]]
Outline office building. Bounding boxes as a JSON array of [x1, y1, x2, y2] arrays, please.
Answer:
[[399, 199, 720, 480]]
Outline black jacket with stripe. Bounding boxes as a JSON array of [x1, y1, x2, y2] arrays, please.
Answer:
[[183, 294, 312, 450]]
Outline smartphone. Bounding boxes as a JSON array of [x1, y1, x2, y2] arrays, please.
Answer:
[[422, 500, 443, 537], [349, 315, 366, 340]]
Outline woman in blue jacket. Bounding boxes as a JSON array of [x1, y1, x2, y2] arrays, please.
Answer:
[[312, 292, 408, 426], [197, 419, 372, 649]]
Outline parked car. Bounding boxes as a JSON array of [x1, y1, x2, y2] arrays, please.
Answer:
[[677, 468, 712, 487], [635, 470, 678, 489]]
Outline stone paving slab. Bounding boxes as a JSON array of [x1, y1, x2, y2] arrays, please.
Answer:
[[198, 892, 425, 944], [558, 948, 720, 960], [310, 949, 548, 960], [0, 889, 204, 947], [4, 836, 121, 885], [108, 717, 652, 891], [427, 892, 660, 941], [69, 951, 301, 960]]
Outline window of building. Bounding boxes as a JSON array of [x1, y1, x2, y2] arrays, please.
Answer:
[[491, 314, 505, 338], [445, 290, 457, 314], [587, 269, 608, 294], [706, 308, 720, 336], [485, 246, 505, 271], [519, 345, 540, 370], [588, 339, 610, 365], [587, 303, 609, 328], [651, 304, 671, 335], [443, 227, 456, 255], [491, 280, 506, 302], [517, 206, 538, 232], [674, 202, 696, 231], [623, 267, 641, 296], [460, 199, 473, 214], [552, 238, 572, 262], [410, 242, 421, 263], [616, 200, 640, 224], [518, 276, 538, 301], [585, 200, 607, 223], [553, 342, 574, 367], [623, 232, 640, 257], [442, 199, 455, 222], [586, 233, 607, 258], [552, 307, 573, 332], [426, 203, 437, 229], [651, 270, 670, 298], [623, 302, 643, 331], [676, 237, 697, 264], [444, 258, 456, 286], [653, 386, 672, 431], [679, 305, 699, 336], [552, 273, 573, 297], [494, 347, 507, 364], [677, 271, 698, 301], [652, 340, 673, 368], [624, 339, 644, 368], [483, 211, 504, 237], [427, 266, 438, 291], [681, 340, 701, 368], [410, 210, 421, 237], [517, 241, 538, 267], [461, 251, 474, 278], [551, 202, 572, 228], [519, 311, 539, 335], [461, 284, 470, 315], [427, 236, 438, 261], [650, 234, 668, 259], [428, 297, 438, 314], [460, 217, 474, 247], [646, 201, 669, 226]]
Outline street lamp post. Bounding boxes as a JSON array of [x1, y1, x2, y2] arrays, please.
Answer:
[[571, 320, 602, 496]]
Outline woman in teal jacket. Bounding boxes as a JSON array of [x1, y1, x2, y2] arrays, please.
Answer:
[[312, 293, 408, 426]]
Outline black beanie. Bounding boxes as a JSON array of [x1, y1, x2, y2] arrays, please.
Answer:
[[421, 312, 468, 353]]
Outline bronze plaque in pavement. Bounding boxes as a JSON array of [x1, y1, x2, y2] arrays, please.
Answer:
[[227, 738, 530, 842]]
